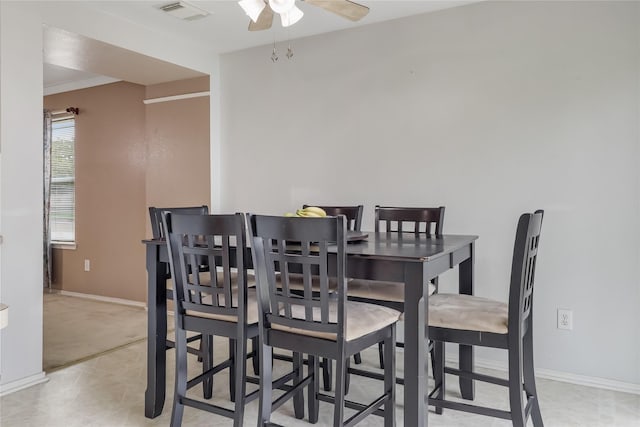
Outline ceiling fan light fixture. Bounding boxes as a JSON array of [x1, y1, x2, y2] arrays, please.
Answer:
[[238, 0, 266, 22], [280, 5, 304, 27], [268, 0, 295, 14], [243, 0, 369, 32]]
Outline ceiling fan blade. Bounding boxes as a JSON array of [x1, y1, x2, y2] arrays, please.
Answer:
[[304, 0, 369, 22], [249, 3, 274, 31]]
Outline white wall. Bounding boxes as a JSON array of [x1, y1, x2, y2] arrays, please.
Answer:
[[0, 1, 47, 390], [220, 1, 640, 386], [0, 1, 218, 392]]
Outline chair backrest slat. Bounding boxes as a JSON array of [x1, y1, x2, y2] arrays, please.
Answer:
[[163, 212, 248, 324], [375, 205, 445, 237], [250, 214, 347, 339], [508, 210, 544, 338]]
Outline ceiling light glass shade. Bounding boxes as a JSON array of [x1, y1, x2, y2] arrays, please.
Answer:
[[268, 0, 295, 14], [280, 5, 303, 27], [238, 0, 266, 22]]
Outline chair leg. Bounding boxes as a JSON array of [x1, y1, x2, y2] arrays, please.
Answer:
[[233, 336, 247, 427], [383, 326, 396, 427], [428, 339, 435, 379], [202, 335, 213, 399], [508, 343, 526, 427], [197, 334, 204, 362], [322, 358, 333, 391], [229, 339, 236, 402], [378, 342, 385, 369], [433, 340, 445, 415], [333, 356, 346, 427], [308, 355, 320, 424], [170, 328, 187, 427], [293, 352, 305, 419], [251, 336, 260, 375], [258, 340, 273, 427], [523, 330, 544, 427], [353, 352, 362, 364], [344, 358, 351, 395]]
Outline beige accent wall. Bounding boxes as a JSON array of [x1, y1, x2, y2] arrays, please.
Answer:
[[145, 76, 209, 99], [45, 77, 210, 303], [145, 77, 211, 238]]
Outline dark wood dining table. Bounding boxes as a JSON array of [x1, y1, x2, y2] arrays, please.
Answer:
[[143, 231, 478, 427]]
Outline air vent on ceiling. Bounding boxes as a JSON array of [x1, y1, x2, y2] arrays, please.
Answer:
[[159, 1, 210, 21]]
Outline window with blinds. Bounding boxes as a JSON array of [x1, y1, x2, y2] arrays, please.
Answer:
[[50, 118, 76, 242]]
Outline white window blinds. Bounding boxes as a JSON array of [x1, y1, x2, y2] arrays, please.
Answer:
[[50, 118, 76, 242]]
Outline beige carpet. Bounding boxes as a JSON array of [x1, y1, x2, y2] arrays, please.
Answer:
[[43, 292, 148, 372]]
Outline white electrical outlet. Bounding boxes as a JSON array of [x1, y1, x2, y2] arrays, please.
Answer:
[[557, 309, 573, 330], [84, 259, 91, 272]]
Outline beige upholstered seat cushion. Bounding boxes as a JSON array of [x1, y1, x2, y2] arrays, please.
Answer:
[[272, 301, 401, 342], [167, 270, 255, 291], [186, 289, 260, 325], [346, 279, 436, 302], [428, 293, 509, 334]]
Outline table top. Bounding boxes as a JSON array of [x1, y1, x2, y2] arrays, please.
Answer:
[[340, 233, 477, 261], [144, 232, 477, 262]]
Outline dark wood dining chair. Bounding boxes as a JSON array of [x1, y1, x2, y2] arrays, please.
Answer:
[[163, 212, 260, 427], [149, 205, 209, 240], [148, 206, 209, 360], [303, 204, 365, 387], [347, 205, 445, 369], [249, 214, 400, 427], [303, 204, 363, 231], [428, 210, 544, 427], [151, 205, 260, 379]]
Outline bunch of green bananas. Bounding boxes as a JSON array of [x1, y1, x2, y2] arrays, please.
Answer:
[[284, 206, 327, 218]]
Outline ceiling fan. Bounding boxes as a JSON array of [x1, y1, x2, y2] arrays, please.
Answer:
[[238, 0, 369, 31]]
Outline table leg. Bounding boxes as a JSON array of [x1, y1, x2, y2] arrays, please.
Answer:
[[403, 263, 427, 427], [458, 242, 475, 401], [145, 246, 167, 418]]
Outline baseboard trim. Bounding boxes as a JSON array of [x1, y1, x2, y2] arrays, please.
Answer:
[[535, 366, 640, 396], [446, 356, 640, 396], [54, 290, 146, 309], [0, 372, 48, 396]]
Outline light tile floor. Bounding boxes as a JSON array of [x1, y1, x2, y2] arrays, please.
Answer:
[[1, 337, 638, 426]]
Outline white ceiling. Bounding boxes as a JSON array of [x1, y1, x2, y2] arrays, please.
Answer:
[[43, 0, 479, 92], [43, 63, 112, 93], [44, 25, 207, 90], [86, 0, 478, 54]]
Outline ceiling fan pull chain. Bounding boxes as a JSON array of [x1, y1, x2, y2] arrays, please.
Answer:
[[271, 40, 279, 62], [285, 27, 293, 60]]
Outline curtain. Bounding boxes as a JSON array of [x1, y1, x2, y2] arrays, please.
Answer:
[[43, 109, 52, 289]]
